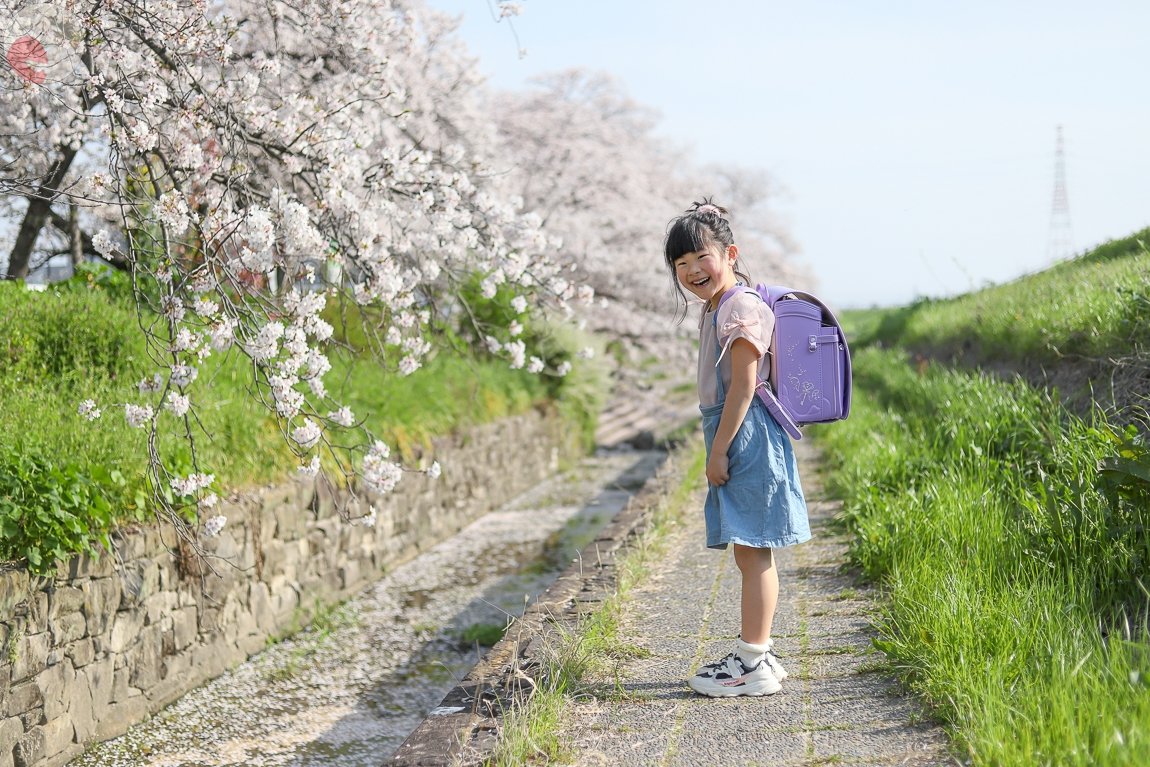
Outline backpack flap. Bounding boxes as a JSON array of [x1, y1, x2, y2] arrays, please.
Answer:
[[761, 285, 853, 424]]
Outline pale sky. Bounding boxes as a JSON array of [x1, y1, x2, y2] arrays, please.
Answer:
[[427, 0, 1150, 309]]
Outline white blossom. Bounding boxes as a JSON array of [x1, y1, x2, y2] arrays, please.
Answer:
[[291, 418, 322, 449], [556, 361, 573, 377], [136, 375, 161, 395], [427, 461, 441, 480], [92, 231, 114, 258], [171, 364, 198, 388], [328, 407, 355, 427], [526, 356, 544, 374], [362, 440, 402, 495], [165, 392, 191, 417], [506, 339, 526, 370], [171, 472, 214, 496], [125, 404, 154, 428], [298, 456, 321, 478], [399, 356, 420, 376], [78, 399, 101, 421], [192, 297, 219, 317], [510, 295, 528, 314], [203, 515, 227, 536]]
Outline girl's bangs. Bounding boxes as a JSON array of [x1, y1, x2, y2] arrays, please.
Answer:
[[664, 219, 710, 264]]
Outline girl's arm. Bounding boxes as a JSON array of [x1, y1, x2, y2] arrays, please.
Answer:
[[706, 337, 760, 486]]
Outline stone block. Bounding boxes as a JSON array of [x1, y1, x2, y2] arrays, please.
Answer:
[[7, 681, 42, 715], [118, 560, 159, 609], [154, 552, 178, 592], [80, 657, 114, 710], [249, 582, 273, 629], [68, 663, 97, 742], [190, 637, 234, 681], [338, 561, 361, 591], [143, 590, 178, 626], [0, 570, 30, 618], [21, 593, 48, 635], [34, 658, 75, 720], [39, 717, 75, 764], [147, 674, 192, 711], [159, 648, 191, 684], [65, 638, 95, 668], [17, 707, 42, 731], [48, 613, 86, 646], [107, 609, 145, 654], [67, 551, 115, 580], [11, 633, 49, 684], [260, 539, 286, 579], [0, 717, 23, 767], [235, 633, 265, 657], [13, 725, 44, 767], [112, 530, 149, 562], [172, 606, 198, 652], [127, 624, 163, 689], [94, 696, 148, 742], [111, 664, 139, 704], [203, 527, 241, 564], [82, 577, 121, 636], [270, 497, 306, 542], [47, 587, 85, 619]]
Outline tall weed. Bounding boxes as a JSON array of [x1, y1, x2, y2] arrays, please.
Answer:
[[822, 348, 1150, 765]]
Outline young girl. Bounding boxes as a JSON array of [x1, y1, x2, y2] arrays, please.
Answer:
[[664, 200, 811, 698]]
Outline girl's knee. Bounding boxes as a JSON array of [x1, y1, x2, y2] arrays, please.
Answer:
[[733, 543, 774, 570]]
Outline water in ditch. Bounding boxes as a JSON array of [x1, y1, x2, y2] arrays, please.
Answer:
[[70, 448, 666, 767]]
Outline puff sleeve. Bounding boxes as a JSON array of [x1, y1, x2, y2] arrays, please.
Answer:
[[714, 289, 774, 363]]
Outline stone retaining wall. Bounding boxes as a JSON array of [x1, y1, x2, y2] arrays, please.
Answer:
[[0, 408, 577, 767]]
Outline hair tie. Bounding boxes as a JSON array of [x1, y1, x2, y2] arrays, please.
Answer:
[[696, 204, 722, 217]]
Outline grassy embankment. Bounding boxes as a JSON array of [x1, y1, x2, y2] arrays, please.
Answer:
[[822, 230, 1150, 765], [0, 272, 604, 575]]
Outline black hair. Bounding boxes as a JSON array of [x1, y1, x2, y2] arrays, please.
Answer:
[[662, 198, 752, 323]]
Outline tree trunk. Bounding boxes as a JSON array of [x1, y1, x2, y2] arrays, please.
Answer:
[[69, 201, 83, 267], [4, 145, 79, 280]]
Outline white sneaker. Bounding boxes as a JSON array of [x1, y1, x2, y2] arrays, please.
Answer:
[[765, 641, 788, 682], [688, 652, 782, 697]]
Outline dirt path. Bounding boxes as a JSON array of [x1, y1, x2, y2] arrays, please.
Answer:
[[556, 437, 958, 766]]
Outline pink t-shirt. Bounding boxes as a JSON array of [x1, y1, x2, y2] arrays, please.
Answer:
[[696, 290, 775, 408]]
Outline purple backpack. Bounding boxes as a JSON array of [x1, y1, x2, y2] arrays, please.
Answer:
[[717, 284, 852, 440]]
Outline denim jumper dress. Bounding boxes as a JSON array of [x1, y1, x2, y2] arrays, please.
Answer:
[[700, 310, 812, 550]]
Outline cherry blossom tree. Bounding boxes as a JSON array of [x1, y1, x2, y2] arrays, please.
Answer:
[[1, 0, 586, 544], [1, 0, 800, 552], [488, 69, 807, 360]]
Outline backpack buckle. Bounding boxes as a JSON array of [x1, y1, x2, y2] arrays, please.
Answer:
[[808, 335, 817, 352]]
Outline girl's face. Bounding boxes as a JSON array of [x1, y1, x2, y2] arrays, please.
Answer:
[[673, 242, 739, 309]]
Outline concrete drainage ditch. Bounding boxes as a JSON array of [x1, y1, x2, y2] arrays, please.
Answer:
[[69, 448, 669, 767]]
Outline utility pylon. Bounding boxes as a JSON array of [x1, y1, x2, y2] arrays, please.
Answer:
[[1047, 125, 1075, 261]]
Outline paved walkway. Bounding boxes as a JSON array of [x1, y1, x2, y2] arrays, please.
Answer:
[[557, 438, 958, 767]]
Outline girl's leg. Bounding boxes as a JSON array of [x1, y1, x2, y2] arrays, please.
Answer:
[[733, 544, 777, 644]]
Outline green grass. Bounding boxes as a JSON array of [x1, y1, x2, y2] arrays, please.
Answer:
[[851, 228, 1150, 366], [484, 440, 706, 766], [819, 347, 1150, 765], [0, 277, 600, 573]]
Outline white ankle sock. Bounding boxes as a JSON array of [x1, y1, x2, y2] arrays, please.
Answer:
[[736, 637, 771, 667]]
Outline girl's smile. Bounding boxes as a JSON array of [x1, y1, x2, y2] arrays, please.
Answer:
[[674, 243, 740, 309]]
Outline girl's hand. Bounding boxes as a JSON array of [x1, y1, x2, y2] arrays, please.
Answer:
[[706, 452, 730, 486]]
